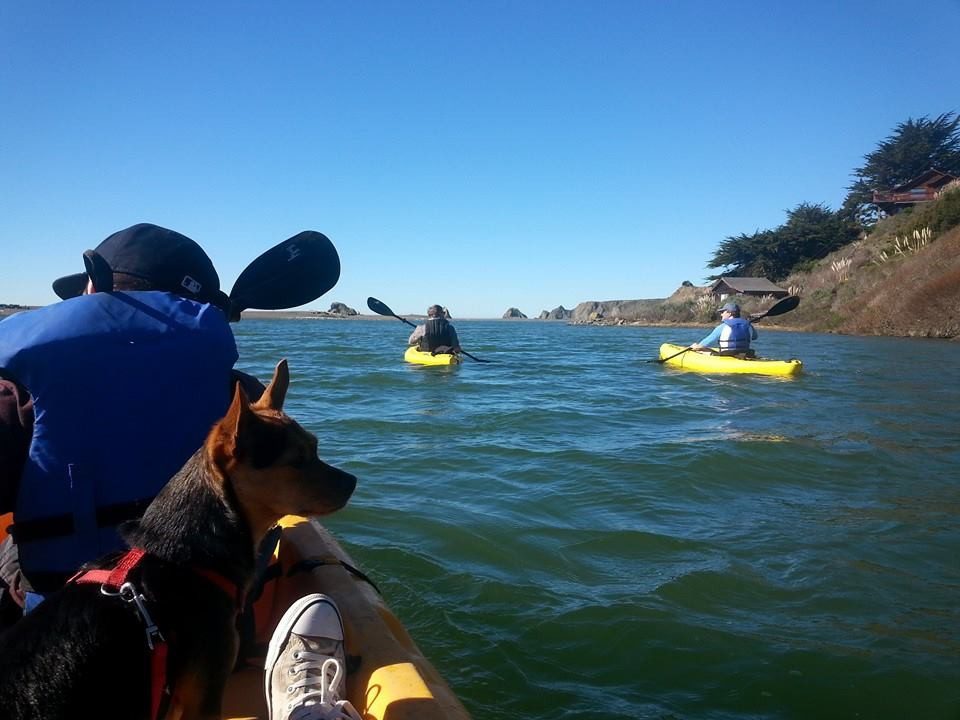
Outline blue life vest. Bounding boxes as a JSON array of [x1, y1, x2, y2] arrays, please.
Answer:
[[719, 317, 753, 351], [0, 292, 238, 591], [420, 317, 454, 351]]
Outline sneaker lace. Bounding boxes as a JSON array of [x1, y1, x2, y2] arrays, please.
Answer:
[[286, 651, 362, 720]]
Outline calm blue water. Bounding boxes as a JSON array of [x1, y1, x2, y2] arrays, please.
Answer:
[[233, 319, 960, 720]]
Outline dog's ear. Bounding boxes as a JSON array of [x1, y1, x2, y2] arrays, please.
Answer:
[[211, 382, 256, 462], [253, 359, 289, 412]]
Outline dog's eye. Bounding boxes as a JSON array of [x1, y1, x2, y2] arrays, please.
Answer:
[[292, 437, 318, 468]]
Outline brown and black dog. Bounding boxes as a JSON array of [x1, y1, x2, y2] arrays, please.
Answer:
[[0, 359, 356, 720]]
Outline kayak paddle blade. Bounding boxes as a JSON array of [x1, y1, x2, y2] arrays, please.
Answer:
[[753, 295, 800, 321], [367, 297, 394, 317], [230, 232, 340, 314]]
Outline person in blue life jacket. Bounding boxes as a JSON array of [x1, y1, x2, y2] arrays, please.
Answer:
[[0, 223, 266, 626], [0, 226, 367, 719], [691, 301, 758, 357], [407, 304, 462, 354]]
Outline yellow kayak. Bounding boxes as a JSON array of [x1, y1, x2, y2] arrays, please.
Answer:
[[404, 346, 462, 366], [658, 343, 802, 376], [225, 516, 471, 719]]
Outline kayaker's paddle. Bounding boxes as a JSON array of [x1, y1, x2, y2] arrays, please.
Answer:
[[654, 345, 697, 364], [228, 231, 341, 321], [366, 296, 492, 363], [652, 295, 800, 364], [367, 296, 417, 328], [748, 294, 800, 321]]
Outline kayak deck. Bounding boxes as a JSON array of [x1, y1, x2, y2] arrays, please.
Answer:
[[658, 343, 802, 376], [404, 346, 461, 366], [224, 516, 470, 719]]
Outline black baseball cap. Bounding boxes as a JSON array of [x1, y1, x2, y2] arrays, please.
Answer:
[[52, 223, 223, 305]]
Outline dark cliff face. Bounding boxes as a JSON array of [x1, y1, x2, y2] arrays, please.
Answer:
[[503, 307, 528, 319]]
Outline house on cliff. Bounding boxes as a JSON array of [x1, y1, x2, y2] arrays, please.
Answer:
[[710, 277, 789, 301], [872, 168, 959, 215]]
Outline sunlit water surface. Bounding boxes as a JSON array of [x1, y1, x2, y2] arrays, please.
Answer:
[[233, 319, 960, 720]]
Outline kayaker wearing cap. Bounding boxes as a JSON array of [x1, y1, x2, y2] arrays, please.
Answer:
[[50, 222, 231, 310], [691, 301, 758, 356], [0, 223, 257, 623], [408, 304, 462, 354]]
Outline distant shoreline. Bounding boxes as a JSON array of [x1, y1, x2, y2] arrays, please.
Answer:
[[0, 306, 528, 322], [0, 306, 798, 331]]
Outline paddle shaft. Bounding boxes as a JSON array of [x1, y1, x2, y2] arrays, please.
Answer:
[[655, 346, 694, 364], [459, 350, 489, 363]]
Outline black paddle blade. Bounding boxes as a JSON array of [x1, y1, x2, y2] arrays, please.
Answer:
[[368, 297, 417, 328], [760, 295, 800, 318], [230, 232, 340, 314], [367, 297, 394, 316]]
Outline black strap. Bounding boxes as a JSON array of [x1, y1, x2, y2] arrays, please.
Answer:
[[236, 526, 285, 666], [21, 570, 70, 594], [287, 557, 382, 596], [10, 498, 153, 543]]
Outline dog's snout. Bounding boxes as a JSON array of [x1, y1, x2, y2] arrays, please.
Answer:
[[330, 464, 357, 500]]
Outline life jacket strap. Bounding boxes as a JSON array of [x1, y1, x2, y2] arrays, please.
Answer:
[[11, 498, 153, 542]]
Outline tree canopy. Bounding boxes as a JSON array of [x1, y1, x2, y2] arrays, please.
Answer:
[[706, 111, 959, 283], [707, 203, 859, 282], [842, 112, 960, 225]]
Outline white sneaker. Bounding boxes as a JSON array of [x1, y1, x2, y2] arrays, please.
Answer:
[[264, 593, 362, 720]]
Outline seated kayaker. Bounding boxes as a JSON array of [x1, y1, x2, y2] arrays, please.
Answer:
[[691, 302, 757, 358], [407, 304, 462, 355], [0, 223, 252, 624]]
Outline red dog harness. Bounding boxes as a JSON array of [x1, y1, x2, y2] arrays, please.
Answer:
[[72, 547, 243, 720]]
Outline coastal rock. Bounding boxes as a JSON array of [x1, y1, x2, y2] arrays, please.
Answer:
[[571, 299, 663, 323], [502, 307, 527, 319], [570, 284, 714, 325], [538, 305, 572, 320], [328, 302, 358, 316]]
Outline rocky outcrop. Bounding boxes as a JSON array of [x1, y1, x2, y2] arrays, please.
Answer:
[[569, 284, 715, 325], [570, 299, 665, 323], [538, 305, 572, 320], [328, 302, 358, 316], [502, 307, 527, 319]]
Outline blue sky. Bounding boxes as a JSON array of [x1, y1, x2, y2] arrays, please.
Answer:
[[2, 1, 957, 318]]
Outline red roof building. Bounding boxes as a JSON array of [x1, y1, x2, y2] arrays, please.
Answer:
[[872, 168, 959, 214]]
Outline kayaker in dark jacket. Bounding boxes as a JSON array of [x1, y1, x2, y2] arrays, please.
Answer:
[[408, 304, 462, 353], [0, 223, 264, 625], [692, 301, 758, 356]]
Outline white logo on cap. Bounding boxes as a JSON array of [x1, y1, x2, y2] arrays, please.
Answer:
[[181, 276, 202, 294], [287, 244, 301, 262]]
